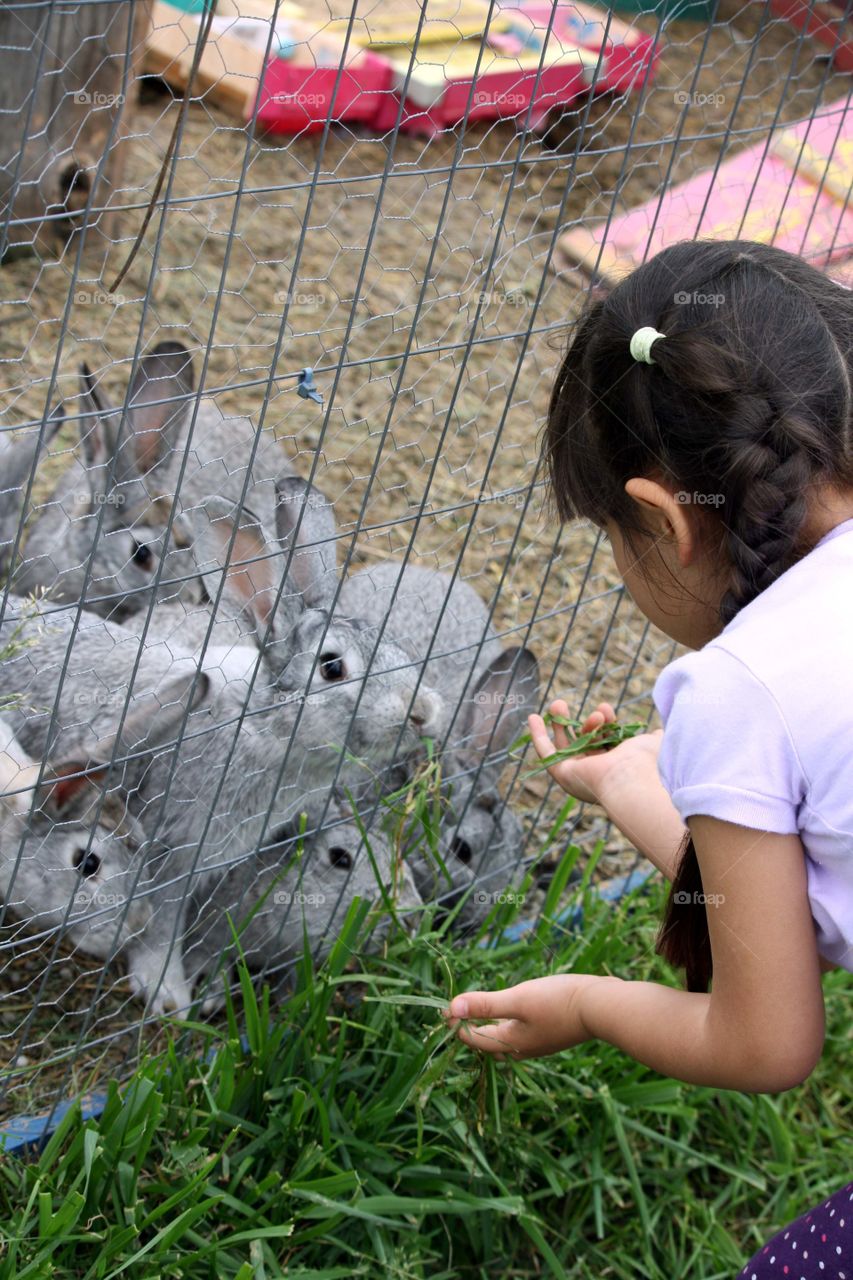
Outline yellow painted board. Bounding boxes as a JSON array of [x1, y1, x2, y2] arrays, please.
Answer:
[[382, 36, 600, 75], [328, 1, 512, 46], [213, 0, 305, 17], [385, 38, 599, 108], [770, 128, 853, 208]]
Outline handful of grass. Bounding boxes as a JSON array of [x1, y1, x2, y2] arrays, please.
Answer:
[[510, 712, 647, 776]]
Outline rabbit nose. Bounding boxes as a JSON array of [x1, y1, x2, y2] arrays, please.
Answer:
[[408, 689, 442, 735]]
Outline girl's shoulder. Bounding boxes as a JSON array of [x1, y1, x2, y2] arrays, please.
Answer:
[[653, 641, 805, 838], [657, 515, 853, 733]]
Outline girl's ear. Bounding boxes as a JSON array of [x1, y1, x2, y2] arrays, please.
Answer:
[[624, 476, 697, 569]]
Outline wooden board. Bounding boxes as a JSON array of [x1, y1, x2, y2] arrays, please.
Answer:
[[144, 1, 379, 120], [335, 0, 513, 46], [144, 3, 265, 117]]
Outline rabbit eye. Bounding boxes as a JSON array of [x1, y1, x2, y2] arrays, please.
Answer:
[[72, 849, 102, 878], [328, 846, 353, 870], [132, 541, 153, 570], [451, 837, 473, 865], [319, 653, 345, 682]]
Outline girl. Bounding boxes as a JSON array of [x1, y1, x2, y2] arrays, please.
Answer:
[[445, 238, 853, 1275]]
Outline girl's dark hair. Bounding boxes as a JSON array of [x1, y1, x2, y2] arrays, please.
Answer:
[[547, 239, 853, 992]]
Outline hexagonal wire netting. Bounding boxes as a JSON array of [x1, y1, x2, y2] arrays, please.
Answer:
[[0, 0, 849, 1131]]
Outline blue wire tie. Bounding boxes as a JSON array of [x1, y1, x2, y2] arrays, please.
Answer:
[[296, 367, 323, 405]]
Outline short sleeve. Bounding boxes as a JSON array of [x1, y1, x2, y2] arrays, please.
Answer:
[[652, 645, 805, 833]]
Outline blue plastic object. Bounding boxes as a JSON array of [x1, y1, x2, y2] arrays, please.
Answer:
[[296, 367, 323, 404], [0, 1091, 111, 1156], [491, 864, 657, 945]]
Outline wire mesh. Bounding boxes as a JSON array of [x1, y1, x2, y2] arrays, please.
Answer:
[[0, 0, 849, 1123]]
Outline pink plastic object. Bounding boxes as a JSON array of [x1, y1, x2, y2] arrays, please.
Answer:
[[367, 2, 658, 137], [256, 48, 392, 134]]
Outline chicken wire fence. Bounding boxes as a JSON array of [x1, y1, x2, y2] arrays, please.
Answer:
[[0, 0, 849, 1127]]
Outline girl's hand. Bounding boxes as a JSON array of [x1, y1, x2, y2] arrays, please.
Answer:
[[443, 975, 600, 1060], [528, 699, 662, 806]]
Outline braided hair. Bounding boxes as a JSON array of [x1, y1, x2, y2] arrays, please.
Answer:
[[546, 239, 853, 990]]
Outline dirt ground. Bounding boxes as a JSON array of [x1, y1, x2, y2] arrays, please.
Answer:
[[0, 0, 847, 1116]]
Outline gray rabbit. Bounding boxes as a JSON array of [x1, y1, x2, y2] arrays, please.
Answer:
[[339, 562, 540, 928], [14, 341, 294, 623], [183, 796, 423, 1012], [13, 346, 200, 620], [0, 482, 442, 1013], [0, 671, 207, 1015]]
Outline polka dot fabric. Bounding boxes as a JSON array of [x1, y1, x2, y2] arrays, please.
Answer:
[[741, 1182, 853, 1278]]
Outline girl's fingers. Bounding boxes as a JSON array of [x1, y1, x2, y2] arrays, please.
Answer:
[[579, 702, 616, 735], [580, 710, 604, 736], [527, 713, 557, 762], [446, 989, 521, 1022], [549, 699, 572, 750], [455, 1019, 522, 1057]]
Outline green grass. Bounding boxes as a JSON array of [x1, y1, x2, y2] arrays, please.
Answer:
[[0, 864, 849, 1280]]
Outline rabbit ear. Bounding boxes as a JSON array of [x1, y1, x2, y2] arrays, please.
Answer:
[[274, 475, 338, 610], [126, 341, 195, 481], [36, 763, 106, 821], [0, 722, 107, 821], [78, 362, 120, 472], [190, 496, 288, 640], [0, 723, 40, 818], [456, 648, 541, 765], [87, 669, 212, 771]]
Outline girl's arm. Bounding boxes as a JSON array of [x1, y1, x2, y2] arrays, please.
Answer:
[[446, 705, 827, 1091], [447, 816, 826, 1092], [580, 815, 825, 1090]]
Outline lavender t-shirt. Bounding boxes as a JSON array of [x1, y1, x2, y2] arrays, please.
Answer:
[[652, 515, 853, 971]]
